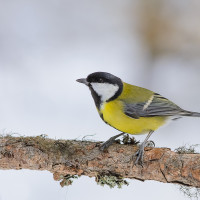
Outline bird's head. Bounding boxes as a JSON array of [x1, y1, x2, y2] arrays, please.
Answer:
[[77, 72, 123, 104]]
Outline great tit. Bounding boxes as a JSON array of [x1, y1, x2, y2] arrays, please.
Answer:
[[77, 72, 200, 164]]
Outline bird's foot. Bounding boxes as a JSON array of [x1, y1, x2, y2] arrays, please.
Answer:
[[134, 143, 145, 165], [99, 132, 125, 151], [132, 130, 155, 165], [99, 138, 115, 151], [133, 140, 155, 165]]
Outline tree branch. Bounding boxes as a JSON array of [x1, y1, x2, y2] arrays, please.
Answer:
[[0, 135, 199, 188]]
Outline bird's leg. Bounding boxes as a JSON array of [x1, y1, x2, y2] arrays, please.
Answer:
[[134, 130, 154, 165], [99, 132, 125, 151]]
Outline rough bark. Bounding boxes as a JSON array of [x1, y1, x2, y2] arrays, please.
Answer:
[[0, 135, 199, 188]]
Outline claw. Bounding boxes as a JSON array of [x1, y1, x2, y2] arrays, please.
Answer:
[[134, 143, 145, 165], [99, 140, 112, 151], [99, 132, 125, 151], [133, 130, 154, 165]]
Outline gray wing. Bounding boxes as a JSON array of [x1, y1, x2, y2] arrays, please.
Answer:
[[124, 93, 183, 119]]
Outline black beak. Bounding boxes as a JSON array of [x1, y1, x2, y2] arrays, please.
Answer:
[[76, 78, 89, 86]]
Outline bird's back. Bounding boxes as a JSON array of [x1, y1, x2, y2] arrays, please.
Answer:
[[118, 82, 154, 103]]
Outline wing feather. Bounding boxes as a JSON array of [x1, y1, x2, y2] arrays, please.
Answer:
[[124, 93, 182, 118]]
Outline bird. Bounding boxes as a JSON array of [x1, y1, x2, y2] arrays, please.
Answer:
[[77, 72, 200, 164]]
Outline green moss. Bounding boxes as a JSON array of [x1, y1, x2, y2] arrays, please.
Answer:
[[175, 145, 200, 154], [95, 174, 129, 189], [59, 175, 79, 187]]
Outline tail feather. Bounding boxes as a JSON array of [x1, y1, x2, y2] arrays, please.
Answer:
[[180, 110, 200, 117]]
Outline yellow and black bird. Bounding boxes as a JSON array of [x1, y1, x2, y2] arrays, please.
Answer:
[[77, 72, 200, 164]]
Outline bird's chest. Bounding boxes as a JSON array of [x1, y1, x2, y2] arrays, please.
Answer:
[[98, 100, 131, 131], [100, 101, 123, 121], [98, 100, 166, 134]]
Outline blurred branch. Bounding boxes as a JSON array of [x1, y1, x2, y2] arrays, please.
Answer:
[[0, 135, 199, 188], [138, 0, 200, 58]]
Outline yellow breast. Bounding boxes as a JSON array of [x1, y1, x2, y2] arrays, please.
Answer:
[[100, 100, 167, 135]]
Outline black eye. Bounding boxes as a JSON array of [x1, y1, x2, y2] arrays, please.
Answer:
[[99, 78, 104, 83]]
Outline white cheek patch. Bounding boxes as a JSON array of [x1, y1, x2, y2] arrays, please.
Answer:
[[91, 83, 119, 102]]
